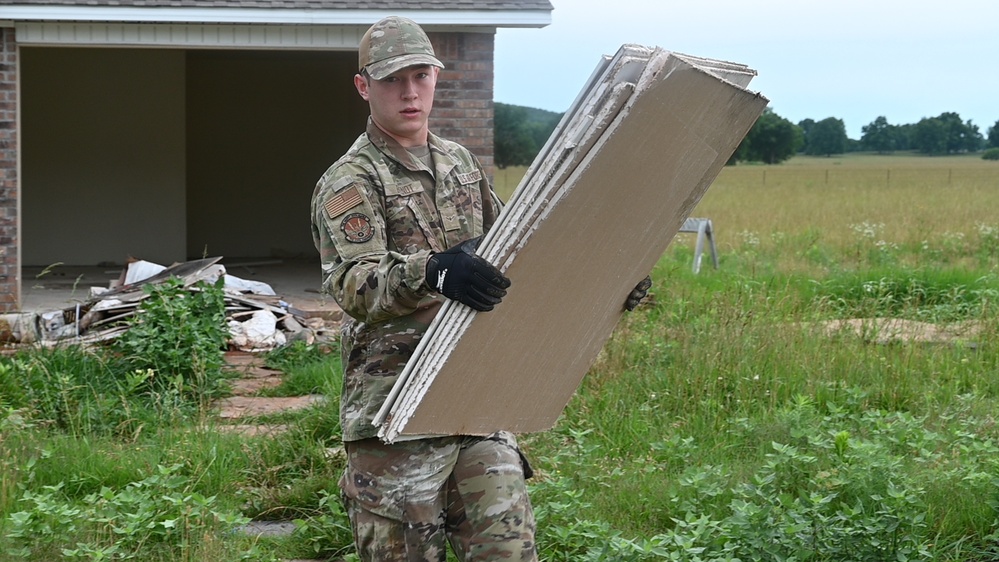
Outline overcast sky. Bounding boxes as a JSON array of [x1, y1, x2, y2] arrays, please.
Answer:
[[494, 0, 999, 139]]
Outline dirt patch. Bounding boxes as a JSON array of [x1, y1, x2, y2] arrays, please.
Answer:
[[812, 318, 982, 345], [215, 395, 326, 419], [228, 375, 285, 396], [214, 424, 290, 437], [223, 349, 288, 395], [224, 350, 265, 369]]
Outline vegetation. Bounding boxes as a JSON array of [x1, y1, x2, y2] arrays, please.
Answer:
[[803, 117, 848, 157], [730, 109, 803, 165], [494, 102, 562, 169], [495, 102, 995, 167], [3, 153, 999, 560]]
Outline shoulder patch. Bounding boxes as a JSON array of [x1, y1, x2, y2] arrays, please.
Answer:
[[340, 212, 375, 243], [456, 170, 482, 185], [324, 185, 364, 219], [328, 174, 356, 193]]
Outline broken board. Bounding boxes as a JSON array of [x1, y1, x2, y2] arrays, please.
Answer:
[[375, 45, 769, 442]]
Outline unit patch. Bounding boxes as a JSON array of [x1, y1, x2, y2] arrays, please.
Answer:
[[324, 185, 363, 219], [456, 170, 482, 185], [340, 212, 374, 243]]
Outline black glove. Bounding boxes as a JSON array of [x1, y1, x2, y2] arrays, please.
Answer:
[[625, 275, 653, 311], [426, 237, 511, 312]]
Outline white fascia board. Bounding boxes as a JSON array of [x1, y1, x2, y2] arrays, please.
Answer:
[[0, 7, 551, 28]]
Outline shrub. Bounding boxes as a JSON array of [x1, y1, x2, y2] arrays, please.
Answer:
[[982, 148, 999, 160], [111, 277, 228, 403], [4, 463, 254, 560]]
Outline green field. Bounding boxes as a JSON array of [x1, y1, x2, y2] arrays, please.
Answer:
[[2, 153, 999, 561]]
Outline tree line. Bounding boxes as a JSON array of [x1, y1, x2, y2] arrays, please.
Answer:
[[731, 111, 999, 164], [493, 102, 563, 169], [494, 102, 999, 167]]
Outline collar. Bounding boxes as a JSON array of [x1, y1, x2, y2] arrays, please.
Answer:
[[365, 117, 454, 174]]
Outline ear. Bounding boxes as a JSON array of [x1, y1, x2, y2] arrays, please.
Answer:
[[354, 73, 370, 101]]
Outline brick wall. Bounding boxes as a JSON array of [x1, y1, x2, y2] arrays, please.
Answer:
[[429, 31, 495, 180], [0, 27, 16, 313]]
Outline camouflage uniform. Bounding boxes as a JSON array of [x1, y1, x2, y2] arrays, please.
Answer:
[[311, 119, 537, 560]]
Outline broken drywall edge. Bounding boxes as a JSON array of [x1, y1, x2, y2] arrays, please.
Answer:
[[374, 48, 645, 429], [382, 48, 720, 438], [479, 45, 653, 259], [378, 46, 768, 442], [375, 56, 642, 431]]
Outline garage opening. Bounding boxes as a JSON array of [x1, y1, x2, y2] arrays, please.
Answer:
[[21, 46, 367, 268]]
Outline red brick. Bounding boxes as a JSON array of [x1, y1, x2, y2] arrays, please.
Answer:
[[0, 27, 17, 313]]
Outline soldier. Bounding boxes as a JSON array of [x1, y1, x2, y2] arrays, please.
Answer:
[[311, 16, 650, 561]]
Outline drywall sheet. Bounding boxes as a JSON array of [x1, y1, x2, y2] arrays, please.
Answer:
[[376, 45, 768, 442]]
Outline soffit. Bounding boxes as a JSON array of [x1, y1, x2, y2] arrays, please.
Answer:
[[3, 0, 553, 47]]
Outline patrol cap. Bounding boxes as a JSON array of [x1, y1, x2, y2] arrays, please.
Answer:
[[358, 16, 445, 80]]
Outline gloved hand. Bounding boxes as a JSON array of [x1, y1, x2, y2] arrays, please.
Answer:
[[426, 237, 511, 312], [625, 275, 653, 311]]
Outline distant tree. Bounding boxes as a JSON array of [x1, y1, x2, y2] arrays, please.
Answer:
[[805, 117, 848, 156], [494, 103, 537, 168], [797, 118, 816, 153], [895, 123, 914, 150], [526, 116, 560, 154], [494, 102, 561, 168], [988, 119, 999, 148], [936, 112, 983, 152], [861, 116, 899, 153], [912, 117, 948, 155], [731, 109, 803, 164], [912, 112, 984, 154]]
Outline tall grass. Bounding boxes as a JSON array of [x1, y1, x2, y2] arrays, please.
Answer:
[[2, 153, 999, 560], [702, 155, 999, 268], [515, 153, 999, 560]]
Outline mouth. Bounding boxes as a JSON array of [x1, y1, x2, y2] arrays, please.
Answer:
[[401, 107, 421, 117]]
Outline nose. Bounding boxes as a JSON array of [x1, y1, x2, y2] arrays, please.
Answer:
[[401, 77, 417, 99]]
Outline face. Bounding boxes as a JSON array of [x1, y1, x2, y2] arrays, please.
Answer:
[[354, 65, 438, 148]]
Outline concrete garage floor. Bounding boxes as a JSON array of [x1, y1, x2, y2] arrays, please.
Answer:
[[18, 258, 342, 319]]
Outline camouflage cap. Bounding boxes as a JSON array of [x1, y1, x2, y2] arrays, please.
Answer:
[[358, 16, 445, 80]]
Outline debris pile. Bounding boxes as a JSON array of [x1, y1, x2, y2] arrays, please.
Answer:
[[0, 257, 336, 351]]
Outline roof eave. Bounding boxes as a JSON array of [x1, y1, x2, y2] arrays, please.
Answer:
[[0, 6, 552, 28]]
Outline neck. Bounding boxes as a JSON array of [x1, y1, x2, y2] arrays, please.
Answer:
[[371, 119, 428, 148]]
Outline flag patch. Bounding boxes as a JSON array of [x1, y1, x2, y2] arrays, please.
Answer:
[[324, 186, 363, 218]]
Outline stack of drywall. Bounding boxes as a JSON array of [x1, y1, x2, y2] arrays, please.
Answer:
[[374, 45, 768, 443]]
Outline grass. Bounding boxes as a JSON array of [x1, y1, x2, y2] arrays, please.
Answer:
[[2, 152, 999, 560]]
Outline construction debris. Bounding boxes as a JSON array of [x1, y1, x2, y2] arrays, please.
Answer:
[[0, 257, 335, 350], [376, 45, 768, 442]]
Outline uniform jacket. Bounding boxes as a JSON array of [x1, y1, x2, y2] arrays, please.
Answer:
[[311, 119, 503, 441]]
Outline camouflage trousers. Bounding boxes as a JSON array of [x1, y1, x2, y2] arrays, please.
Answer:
[[340, 431, 538, 561]]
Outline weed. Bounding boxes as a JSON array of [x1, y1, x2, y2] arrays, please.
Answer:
[[111, 277, 228, 406], [259, 341, 341, 397], [4, 463, 255, 560]]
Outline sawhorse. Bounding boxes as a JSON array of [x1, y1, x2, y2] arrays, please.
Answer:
[[679, 218, 718, 274]]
